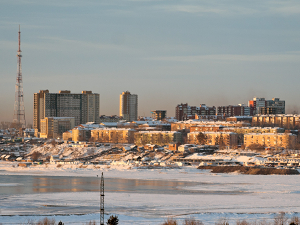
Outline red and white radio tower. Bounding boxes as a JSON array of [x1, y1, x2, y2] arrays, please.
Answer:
[[13, 25, 26, 128]]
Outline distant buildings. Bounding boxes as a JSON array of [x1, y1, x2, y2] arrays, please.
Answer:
[[99, 115, 123, 123], [119, 91, 138, 122], [151, 110, 167, 121], [217, 104, 250, 117], [248, 97, 285, 115], [33, 90, 100, 133], [175, 103, 216, 121]]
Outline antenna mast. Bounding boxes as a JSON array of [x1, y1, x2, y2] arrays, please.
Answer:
[[100, 172, 104, 225], [13, 25, 26, 128]]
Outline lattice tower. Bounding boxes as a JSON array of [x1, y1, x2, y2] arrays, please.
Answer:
[[100, 172, 105, 225], [13, 25, 26, 128]]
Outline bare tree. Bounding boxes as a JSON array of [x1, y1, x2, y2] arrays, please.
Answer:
[[274, 212, 288, 225], [197, 132, 208, 145]]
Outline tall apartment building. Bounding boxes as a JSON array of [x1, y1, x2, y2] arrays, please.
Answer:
[[175, 103, 216, 121], [34, 90, 99, 132], [248, 97, 285, 115], [119, 91, 138, 122]]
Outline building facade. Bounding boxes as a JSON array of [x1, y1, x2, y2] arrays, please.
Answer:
[[134, 131, 182, 146], [244, 133, 296, 149], [40, 117, 75, 139], [119, 91, 138, 122], [252, 114, 300, 129], [187, 132, 238, 147], [34, 90, 99, 132], [91, 128, 136, 144]]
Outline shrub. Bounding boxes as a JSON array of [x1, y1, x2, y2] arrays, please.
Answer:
[[161, 218, 178, 225], [32, 151, 42, 161], [236, 220, 250, 225], [107, 215, 119, 225]]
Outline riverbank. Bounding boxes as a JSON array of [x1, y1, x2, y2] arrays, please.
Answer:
[[198, 165, 300, 175]]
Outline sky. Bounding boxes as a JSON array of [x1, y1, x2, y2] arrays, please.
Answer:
[[1, 0, 300, 125]]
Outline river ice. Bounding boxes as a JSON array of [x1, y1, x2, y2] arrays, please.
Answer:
[[0, 162, 300, 224]]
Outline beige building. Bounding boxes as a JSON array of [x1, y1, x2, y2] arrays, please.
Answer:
[[134, 131, 182, 146], [119, 91, 138, 122], [244, 133, 297, 149], [187, 132, 238, 147], [63, 130, 72, 141], [91, 128, 136, 144], [171, 120, 250, 131], [72, 127, 92, 143], [232, 127, 284, 145], [40, 117, 75, 139]]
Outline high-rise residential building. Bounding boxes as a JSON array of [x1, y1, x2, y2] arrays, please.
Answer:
[[119, 91, 138, 122], [34, 90, 99, 132], [248, 97, 285, 115]]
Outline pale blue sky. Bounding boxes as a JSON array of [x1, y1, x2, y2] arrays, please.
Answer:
[[1, 0, 300, 124]]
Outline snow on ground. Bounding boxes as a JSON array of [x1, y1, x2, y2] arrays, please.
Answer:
[[27, 143, 109, 160], [1, 160, 300, 224]]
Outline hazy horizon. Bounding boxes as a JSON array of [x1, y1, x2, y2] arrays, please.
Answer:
[[1, 0, 300, 124]]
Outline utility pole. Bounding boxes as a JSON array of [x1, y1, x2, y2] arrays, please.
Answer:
[[100, 172, 104, 225], [13, 25, 26, 128]]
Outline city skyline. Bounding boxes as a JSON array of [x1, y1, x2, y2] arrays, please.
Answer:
[[1, 1, 300, 124]]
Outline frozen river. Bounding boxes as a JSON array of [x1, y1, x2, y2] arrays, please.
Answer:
[[1, 166, 300, 224]]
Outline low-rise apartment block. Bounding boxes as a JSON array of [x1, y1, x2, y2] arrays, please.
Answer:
[[171, 120, 250, 131], [252, 114, 300, 129], [187, 132, 238, 147], [244, 133, 297, 149], [134, 131, 182, 146], [91, 128, 136, 144]]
